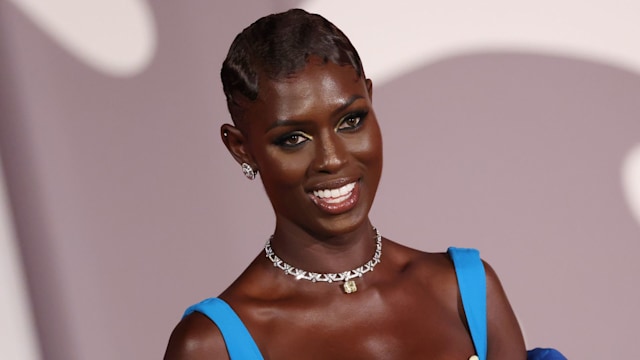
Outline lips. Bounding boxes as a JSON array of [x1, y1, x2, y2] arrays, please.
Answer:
[[309, 181, 359, 214]]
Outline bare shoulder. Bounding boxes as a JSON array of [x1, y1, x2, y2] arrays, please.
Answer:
[[163, 312, 229, 360], [382, 239, 460, 293], [383, 239, 455, 276], [482, 259, 527, 359], [387, 240, 526, 358]]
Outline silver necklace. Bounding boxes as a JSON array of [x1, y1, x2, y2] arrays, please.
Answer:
[[264, 227, 382, 294]]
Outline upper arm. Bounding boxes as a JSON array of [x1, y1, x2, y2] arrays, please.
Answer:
[[163, 312, 230, 360], [484, 260, 527, 360]]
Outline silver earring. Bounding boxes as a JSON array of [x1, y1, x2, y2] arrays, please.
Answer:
[[241, 163, 256, 180]]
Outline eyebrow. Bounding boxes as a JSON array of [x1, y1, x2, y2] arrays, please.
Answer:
[[267, 94, 365, 131]]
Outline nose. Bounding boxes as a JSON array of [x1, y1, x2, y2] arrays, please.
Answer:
[[311, 130, 348, 174]]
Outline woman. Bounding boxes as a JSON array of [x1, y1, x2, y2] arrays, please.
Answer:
[[164, 8, 526, 359]]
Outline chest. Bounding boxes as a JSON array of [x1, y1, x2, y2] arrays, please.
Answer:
[[249, 296, 477, 360]]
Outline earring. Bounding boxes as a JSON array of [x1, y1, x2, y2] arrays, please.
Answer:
[[241, 163, 256, 180]]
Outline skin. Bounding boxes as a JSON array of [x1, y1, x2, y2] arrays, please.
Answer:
[[164, 59, 526, 359]]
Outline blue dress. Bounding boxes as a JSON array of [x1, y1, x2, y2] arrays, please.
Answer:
[[183, 297, 263, 359], [183, 248, 566, 360]]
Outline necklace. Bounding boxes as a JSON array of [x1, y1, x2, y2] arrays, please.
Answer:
[[264, 227, 382, 294]]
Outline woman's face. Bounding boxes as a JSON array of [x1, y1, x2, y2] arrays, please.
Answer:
[[240, 59, 383, 236]]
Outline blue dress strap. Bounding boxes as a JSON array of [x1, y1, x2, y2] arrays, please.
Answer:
[[448, 247, 488, 360], [448, 248, 568, 360], [183, 297, 264, 360]]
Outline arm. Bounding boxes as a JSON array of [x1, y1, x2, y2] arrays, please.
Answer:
[[484, 261, 527, 360], [163, 312, 230, 360]]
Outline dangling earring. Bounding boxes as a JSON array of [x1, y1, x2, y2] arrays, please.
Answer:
[[241, 163, 256, 180]]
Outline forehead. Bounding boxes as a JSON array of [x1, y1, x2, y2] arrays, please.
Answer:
[[248, 61, 367, 122]]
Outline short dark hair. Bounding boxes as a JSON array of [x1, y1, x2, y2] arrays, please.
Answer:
[[221, 8, 364, 122]]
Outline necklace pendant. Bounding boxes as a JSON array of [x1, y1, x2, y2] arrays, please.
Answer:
[[343, 280, 357, 294], [265, 227, 381, 292]]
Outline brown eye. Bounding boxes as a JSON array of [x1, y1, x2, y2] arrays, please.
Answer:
[[284, 135, 302, 145], [275, 132, 310, 148], [337, 111, 367, 131]]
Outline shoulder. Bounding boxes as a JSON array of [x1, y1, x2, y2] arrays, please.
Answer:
[[383, 239, 456, 277], [481, 258, 527, 359], [439, 247, 526, 358], [163, 312, 229, 360], [382, 240, 460, 298]]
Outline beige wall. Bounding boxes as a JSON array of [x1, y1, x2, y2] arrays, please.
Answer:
[[0, 153, 40, 360], [1, 1, 639, 359]]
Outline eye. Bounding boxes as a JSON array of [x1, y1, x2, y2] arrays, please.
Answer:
[[275, 132, 310, 148], [337, 111, 367, 131]]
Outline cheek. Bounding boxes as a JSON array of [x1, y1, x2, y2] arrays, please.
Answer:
[[259, 148, 310, 187], [350, 122, 383, 167]]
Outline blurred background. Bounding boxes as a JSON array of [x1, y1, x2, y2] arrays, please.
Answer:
[[1, 0, 639, 358]]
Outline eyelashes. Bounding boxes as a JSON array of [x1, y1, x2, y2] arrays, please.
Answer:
[[337, 110, 368, 131], [273, 110, 369, 149], [274, 132, 311, 148]]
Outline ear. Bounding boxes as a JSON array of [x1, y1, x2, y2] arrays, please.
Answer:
[[221, 124, 256, 168], [365, 78, 373, 101]]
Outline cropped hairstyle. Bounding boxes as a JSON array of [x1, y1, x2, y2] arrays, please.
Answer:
[[221, 8, 365, 123]]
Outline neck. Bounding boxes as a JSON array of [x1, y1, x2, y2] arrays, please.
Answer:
[[268, 220, 377, 274]]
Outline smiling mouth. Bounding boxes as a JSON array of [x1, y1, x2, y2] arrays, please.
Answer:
[[312, 182, 356, 203], [309, 181, 359, 214]]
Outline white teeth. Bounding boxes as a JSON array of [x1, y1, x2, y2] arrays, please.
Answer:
[[313, 182, 355, 199]]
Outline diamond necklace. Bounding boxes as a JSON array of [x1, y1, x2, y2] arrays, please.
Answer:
[[264, 227, 382, 294]]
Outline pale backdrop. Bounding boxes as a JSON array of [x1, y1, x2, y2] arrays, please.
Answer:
[[1, 1, 639, 359]]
